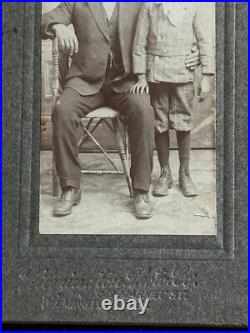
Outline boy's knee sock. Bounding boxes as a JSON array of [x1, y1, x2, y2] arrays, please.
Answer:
[[155, 131, 170, 169], [176, 131, 191, 172]]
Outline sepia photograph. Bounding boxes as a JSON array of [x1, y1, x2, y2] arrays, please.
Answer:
[[39, 2, 216, 235]]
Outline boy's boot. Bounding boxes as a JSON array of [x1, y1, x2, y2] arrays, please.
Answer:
[[179, 168, 198, 197], [152, 165, 173, 197], [153, 131, 172, 196], [176, 130, 198, 197]]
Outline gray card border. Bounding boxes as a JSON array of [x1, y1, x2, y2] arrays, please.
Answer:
[[16, 3, 232, 260]]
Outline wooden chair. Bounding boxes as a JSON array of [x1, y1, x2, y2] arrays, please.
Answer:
[[51, 38, 134, 198]]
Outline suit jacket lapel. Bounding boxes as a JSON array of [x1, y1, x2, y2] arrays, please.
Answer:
[[88, 2, 109, 40]]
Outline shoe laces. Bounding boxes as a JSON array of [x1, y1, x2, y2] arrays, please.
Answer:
[[134, 194, 149, 203], [162, 166, 171, 175], [61, 187, 74, 200], [160, 166, 171, 179], [186, 176, 194, 185], [180, 171, 193, 184]]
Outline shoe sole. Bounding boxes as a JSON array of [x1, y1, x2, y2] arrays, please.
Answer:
[[152, 191, 168, 197], [179, 186, 198, 197], [53, 209, 73, 217], [134, 213, 152, 220], [182, 193, 198, 197], [152, 182, 173, 197]]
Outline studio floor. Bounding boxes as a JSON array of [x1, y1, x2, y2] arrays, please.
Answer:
[[39, 150, 217, 235]]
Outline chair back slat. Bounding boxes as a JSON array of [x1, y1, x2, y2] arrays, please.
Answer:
[[51, 38, 70, 107]]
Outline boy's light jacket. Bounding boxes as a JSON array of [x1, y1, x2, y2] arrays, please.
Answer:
[[133, 3, 215, 83]]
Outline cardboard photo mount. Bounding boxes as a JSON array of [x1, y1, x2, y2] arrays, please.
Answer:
[[3, 2, 247, 328]]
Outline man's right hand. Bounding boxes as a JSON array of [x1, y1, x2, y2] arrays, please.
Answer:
[[52, 24, 78, 56], [130, 75, 149, 95], [185, 44, 200, 71]]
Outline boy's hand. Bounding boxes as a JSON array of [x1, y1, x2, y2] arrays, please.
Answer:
[[130, 75, 149, 95], [198, 75, 211, 102]]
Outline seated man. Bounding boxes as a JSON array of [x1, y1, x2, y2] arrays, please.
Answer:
[[42, 2, 200, 219]]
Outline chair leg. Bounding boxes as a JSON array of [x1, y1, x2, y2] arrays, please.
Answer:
[[52, 149, 61, 197], [120, 117, 130, 159], [112, 118, 134, 198], [124, 125, 130, 160]]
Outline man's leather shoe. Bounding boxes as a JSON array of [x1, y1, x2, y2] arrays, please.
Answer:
[[53, 187, 81, 216], [179, 171, 198, 197], [152, 165, 173, 197], [133, 193, 152, 219]]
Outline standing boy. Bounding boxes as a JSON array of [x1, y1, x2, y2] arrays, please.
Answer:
[[131, 2, 215, 197]]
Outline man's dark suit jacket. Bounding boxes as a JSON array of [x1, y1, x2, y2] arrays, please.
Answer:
[[42, 2, 144, 95]]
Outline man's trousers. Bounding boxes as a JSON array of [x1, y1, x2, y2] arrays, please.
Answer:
[[52, 86, 155, 192]]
